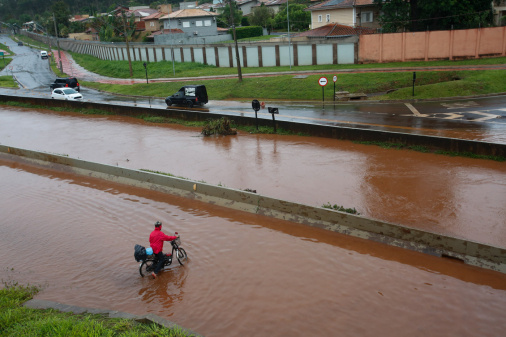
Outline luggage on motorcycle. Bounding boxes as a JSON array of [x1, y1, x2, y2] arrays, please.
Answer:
[[134, 244, 146, 262], [146, 247, 153, 256]]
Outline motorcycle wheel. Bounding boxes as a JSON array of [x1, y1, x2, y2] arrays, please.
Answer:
[[139, 259, 156, 277], [176, 248, 188, 266]]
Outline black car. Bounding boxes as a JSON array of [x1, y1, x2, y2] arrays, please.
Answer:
[[50, 77, 80, 92], [165, 85, 208, 108], [17, 41, 23, 46]]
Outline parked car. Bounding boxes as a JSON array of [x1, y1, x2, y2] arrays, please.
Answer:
[[50, 77, 80, 92], [40, 51, 48, 59], [17, 41, 23, 46], [165, 85, 208, 108], [51, 88, 83, 101]]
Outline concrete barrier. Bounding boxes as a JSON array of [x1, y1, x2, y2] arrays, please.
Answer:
[[1, 94, 506, 157], [1, 144, 505, 274]]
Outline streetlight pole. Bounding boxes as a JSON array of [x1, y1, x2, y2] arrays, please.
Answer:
[[143, 62, 148, 84], [53, 13, 63, 72], [121, 8, 134, 78], [229, 0, 242, 82], [287, 0, 292, 70]]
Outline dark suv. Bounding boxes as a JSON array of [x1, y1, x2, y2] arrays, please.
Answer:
[[50, 78, 80, 92], [165, 85, 208, 108], [17, 41, 23, 46]]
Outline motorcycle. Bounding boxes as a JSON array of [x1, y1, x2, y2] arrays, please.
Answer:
[[136, 232, 188, 277]]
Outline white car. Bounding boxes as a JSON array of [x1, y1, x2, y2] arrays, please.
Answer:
[[40, 51, 48, 59], [51, 88, 83, 101]]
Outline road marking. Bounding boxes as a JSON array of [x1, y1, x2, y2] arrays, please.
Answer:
[[467, 111, 501, 122], [441, 101, 479, 109], [404, 103, 421, 116]]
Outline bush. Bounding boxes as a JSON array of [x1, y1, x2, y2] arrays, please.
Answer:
[[230, 26, 263, 39], [241, 17, 250, 26], [202, 117, 237, 136]]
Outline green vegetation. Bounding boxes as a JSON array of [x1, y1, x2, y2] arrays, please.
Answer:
[[376, 70, 506, 100], [201, 117, 237, 136], [136, 115, 206, 128], [0, 101, 114, 116], [13, 34, 49, 50], [0, 75, 18, 88], [69, 49, 506, 80], [216, 35, 277, 44], [0, 281, 192, 336], [232, 26, 263, 39], [321, 203, 360, 215], [353, 140, 506, 162], [0, 42, 13, 56]]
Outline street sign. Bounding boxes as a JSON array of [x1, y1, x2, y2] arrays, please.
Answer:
[[333, 75, 337, 82], [0, 52, 3, 56], [318, 77, 328, 86]]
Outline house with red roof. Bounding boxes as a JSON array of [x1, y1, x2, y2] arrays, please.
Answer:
[[305, 0, 380, 30]]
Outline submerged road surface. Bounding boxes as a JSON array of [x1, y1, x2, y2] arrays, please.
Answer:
[[1, 106, 506, 247], [2, 34, 506, 143], [1, 157, 506, 337]]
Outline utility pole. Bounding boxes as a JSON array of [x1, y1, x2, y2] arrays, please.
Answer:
[[229, 0, 242, 82], [121, 8, 134, 77], [287, 0, 292, 70], [53, 13, 63, 72], [166, 0, 175, 76]]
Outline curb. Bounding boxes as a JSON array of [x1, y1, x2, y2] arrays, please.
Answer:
[[23, 299, 203, 336]]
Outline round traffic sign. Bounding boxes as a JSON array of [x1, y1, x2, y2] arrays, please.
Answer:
[[333, 75, 337, 82], [318, 77, 328, 87]]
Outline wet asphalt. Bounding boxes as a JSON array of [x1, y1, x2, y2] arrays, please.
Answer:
[[1, 34, 506, 142]]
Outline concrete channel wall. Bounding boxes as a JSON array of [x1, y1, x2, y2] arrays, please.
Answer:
[[21, 31, 358, 66], [1, 144, 506, 275], [2, 94, 506, 157]]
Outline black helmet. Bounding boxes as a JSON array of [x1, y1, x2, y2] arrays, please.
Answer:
[[154, 221, 162, 227]]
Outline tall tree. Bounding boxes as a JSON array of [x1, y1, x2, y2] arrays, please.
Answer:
[[249, 3, 275, 28]]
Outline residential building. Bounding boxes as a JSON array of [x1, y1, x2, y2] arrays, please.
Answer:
[[236, 0, 260, 15], [494, 0, 506, 26], [255, 0, 286, 14], [305, 0, 380, 30], [157, 4, 172, 14], [180, 1, 199, 10], [142, 12, 164, 32], [160, 8, 219, 37], [297, 22, 374, 38]]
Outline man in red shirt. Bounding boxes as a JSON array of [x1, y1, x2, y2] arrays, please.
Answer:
[[149, 221, 178, 279]]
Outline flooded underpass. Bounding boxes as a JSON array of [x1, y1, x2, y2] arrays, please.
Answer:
[[1, 106, 505, 246], [2, 156, 506, 337]]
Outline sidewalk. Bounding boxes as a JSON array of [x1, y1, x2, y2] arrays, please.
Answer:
[[54, 51, 506, 85]]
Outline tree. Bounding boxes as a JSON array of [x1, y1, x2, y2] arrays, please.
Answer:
[[219, 2, 243, 27], [249, 4, 274, 28], [272, 3, 310, 31], [46, 1, 71, 37], [241, 16, 250, 26]]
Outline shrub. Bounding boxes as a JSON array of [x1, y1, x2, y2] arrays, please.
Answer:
[[230, 26, 263, 39], [241, 17, 250, 26], [201, 117, 237, 136]]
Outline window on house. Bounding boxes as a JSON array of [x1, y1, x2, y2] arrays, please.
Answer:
[[204, 20, 212, 26], [183, 21, 190, 28], [326, 14, 330, 22], [150, 22, 154, 27], [361, 12, 373, 23], [318, 15, 322, 22], [196, 21, 203, 27]]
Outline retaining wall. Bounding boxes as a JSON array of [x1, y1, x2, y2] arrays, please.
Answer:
[[1, 94, 505, 157], [359, 26, 506, 63], [1, 144, 505, 275], [21, 31, 358, 67]]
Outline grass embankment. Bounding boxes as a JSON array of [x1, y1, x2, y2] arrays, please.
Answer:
[[69, 51, 506, 80], [0, 58, 16, 88], [83, 71, 470, 101], [0, 282, 192, 336], [12, 34, 49, 50]]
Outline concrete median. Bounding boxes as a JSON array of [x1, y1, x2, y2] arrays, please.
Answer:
[[1, 144, 505, 275]]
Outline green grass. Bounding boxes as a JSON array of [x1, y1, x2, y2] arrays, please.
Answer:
[[0, 75, 17, 88], [0, 42, 14, 57], [82, 70, 468, 101], [353, 140, 506, 162], [213, 35, 278, 44], [376, 70, 506, 100], [12, 34, 49, 50], [321, 202, 360, 215], [0, 281, 193, 336], [68, 50, 506, 80], [0, 57, 12, 72]]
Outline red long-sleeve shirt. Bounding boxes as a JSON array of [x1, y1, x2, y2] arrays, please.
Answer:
[[149, 227, 177, 254]]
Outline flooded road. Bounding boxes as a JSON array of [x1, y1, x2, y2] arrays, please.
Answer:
[[1, 157, 506, 337], [1, 106, 506, 247]]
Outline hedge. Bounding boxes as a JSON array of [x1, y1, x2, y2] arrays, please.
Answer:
[[229, 26, 263, 39]]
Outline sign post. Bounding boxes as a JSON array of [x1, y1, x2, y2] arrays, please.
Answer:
[[333, 75, 337, 102], [252, 99, 260, 130], [268, 107, 279, 133], [319, 77, 328, 104], [412, 72, 416, 96]]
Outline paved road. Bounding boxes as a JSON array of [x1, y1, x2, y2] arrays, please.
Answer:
[[2, 34, 506, 143]]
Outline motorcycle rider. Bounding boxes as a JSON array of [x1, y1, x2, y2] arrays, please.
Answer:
[[149, 221, 178, 279]]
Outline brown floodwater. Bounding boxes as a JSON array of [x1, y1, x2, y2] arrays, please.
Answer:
[[1, 157, 506, 337], [1, 107, 505, 247]]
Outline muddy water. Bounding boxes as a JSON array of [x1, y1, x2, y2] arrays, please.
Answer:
[[1, 157, 506, 337], [1, 107, 506, 247]]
